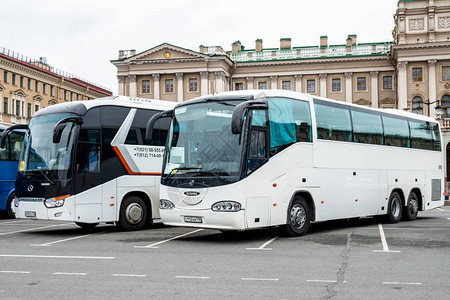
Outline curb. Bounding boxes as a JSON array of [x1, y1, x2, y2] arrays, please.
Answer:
[[445, 200, 450, 207]]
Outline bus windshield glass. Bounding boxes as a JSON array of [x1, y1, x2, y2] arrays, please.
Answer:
[[164, 100, 244, 181], [20, 113, 79, 179]]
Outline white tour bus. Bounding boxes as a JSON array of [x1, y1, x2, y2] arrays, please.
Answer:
[[146, 90, 444, 236], [10, 96, 174, 230]]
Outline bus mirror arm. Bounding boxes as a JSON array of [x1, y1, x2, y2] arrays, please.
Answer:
[[231, 100, 268, 134], [145, 110, 173, 142], [53, 117, 83, 144], [0, 124, 28, 149]]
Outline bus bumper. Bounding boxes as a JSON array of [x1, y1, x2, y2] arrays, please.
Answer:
[[15, 198, 75, 221], [160, 208, 246, 231]]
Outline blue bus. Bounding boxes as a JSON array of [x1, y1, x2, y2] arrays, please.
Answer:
[[0, 125, 26, 218]]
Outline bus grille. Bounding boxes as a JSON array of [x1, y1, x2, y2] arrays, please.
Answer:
[[431, 179, 441, 202]]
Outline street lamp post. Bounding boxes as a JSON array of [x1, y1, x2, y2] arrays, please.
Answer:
[[416, 100, 442, 117]]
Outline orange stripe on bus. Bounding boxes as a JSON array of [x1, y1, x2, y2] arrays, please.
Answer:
[[112, 146, 162, 176]]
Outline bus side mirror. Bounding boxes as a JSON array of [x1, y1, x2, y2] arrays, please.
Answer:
[[0, 124, 27, 149], [53, 117, 83, 143], [146, 110, 173, 142], [231, 100, 268, 134]]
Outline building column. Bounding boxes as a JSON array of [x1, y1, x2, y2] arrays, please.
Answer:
[[152, 74, 160, 100], [200, 71, 209, 96], [215, 72, 225, 93], [129, 75, 137, 97], [295, 75, 302, 92], [397, 61, 408, 110], [117, 75, 125, 96], [246, 77, 254, 90], [319, 73, 327, 97], [428, 59, 437, 117], [176, 73, 184, 102], [345, 72, 353, 103], [370, 71, 379, 108], [270, 76, 278, 89]]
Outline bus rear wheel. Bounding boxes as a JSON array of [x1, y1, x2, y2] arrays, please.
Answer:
[[117, 195, 148, 231], [283, 196, 310, 237], [6, 193, 16, 219], [403, 192, 419, 221], [386, 192, 402, 223]]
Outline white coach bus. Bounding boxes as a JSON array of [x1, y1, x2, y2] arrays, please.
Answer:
[[9, 96, 174, 230], [146, 90, 444, 236]]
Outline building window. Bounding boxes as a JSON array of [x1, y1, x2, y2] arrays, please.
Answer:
[[357, 77, 367, 91], [50, 86, 54, 97], [35, 104, 39, 113], [12, 74, 16, 85], [20, 76, 24, 88], [4, 71, 8, 83], [412, 67, 423, 82], [142, 80, 150, 93], [35, 81, 40, 92], [3, 97, 8, 114], [64, 90, 67, 100], [15, 100, 20, 117], [235, 83, 243, 90], [71, 92, 74, 101], [282, 81, 291, 90], [165, 79, 174, 93], [412, 96, 423, 115], [27, 103, 32, 118], [28, 79, 32, 90], [189, 78, 198, 92], [443, 66, 450, 81], [307, 80, 316, 93], [383, 76, 392, 89], [332, 78, 341, 92], [441, 95, 450, 118], [43, 83, 47, 94], [258, 82, 267, 90]]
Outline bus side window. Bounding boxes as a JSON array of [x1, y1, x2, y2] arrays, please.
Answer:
[[76, 143, 100, 173], [247, 128, 268, 174]]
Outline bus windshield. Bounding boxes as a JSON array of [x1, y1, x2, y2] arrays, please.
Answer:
[[164, 100, 243, 183], [20, 113, 79, 179]]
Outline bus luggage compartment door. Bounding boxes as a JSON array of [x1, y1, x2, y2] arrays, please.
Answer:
[[246, 196, 269, 228]]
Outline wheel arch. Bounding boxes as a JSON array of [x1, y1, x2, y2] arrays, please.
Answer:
[[121, 191, 152, 218], [409, 188, 423, 211], [390, 188, 406, 206], [289, 190, 316, 222]]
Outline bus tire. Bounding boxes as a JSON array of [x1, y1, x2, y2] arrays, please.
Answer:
[[386, 192, 402, 223], [6, 192, 15, 219], [284, 196, 310, 237], [403, 192, 419, 221], [75, 222, 99, 230], [117, 195, 148, 231]]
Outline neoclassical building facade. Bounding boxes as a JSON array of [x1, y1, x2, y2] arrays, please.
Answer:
[[0, 47, 112, 127], [111, 0, 450, 179]]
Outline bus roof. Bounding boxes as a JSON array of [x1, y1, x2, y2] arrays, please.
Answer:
[[33, 96, 176, 118]]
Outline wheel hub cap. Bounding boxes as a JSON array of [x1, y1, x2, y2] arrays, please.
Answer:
[[290, 204, 306, 229], [125, 203, 143, 224]]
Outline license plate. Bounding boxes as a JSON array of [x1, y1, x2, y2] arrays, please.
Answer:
[[25, 211, 36, 218], [184, 216, 202, 223]]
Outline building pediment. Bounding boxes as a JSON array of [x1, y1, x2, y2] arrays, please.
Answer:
[[33, 95, 44, 103], [379, 97, 396, 105], [0, 83, 4, 92], [122, 43, 209, 64], [11, 89, 27, 97], [354, 98, 371, 106]]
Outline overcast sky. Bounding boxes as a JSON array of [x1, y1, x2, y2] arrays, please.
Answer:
[[2, 0, 398, 95]]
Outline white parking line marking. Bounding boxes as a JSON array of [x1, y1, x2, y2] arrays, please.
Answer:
[[113, 274, 147, 277], [53, 272, 87, 276], [436, 208, 444, 211], [176, 276, 210, 279], [31, 233, 97, 247], [0, 224, 67, 236], [373, 224, 401, 253], [134, 229, 203, 248], [307, 279, 337, 283], [0, 271, 31, 274], [383, 281, 422, 285], [246, 236, 278, 251], [0, 254, 114, 260], [241, 278, 279, 281]]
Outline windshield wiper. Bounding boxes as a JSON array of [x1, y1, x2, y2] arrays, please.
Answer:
[[163, 166, 202, 183], [37, 168, 55, 185], [187, 169, 232, 183]]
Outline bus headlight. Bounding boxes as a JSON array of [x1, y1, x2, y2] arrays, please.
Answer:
[[211, 201, 241, 212], [160, 199, 175, 209], [44, 195, 70, 208]]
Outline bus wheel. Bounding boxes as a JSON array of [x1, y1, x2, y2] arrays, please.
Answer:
[[75, 222, 99, 230], [118, 196, 148, 231], [284, 196, 310, 237], [387, 192, 402, 223], [403, 192, 419, 221], [6, 193, 16, 219]]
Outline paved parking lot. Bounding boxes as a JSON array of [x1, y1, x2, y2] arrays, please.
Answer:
[[1, 207, 449, 299]]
